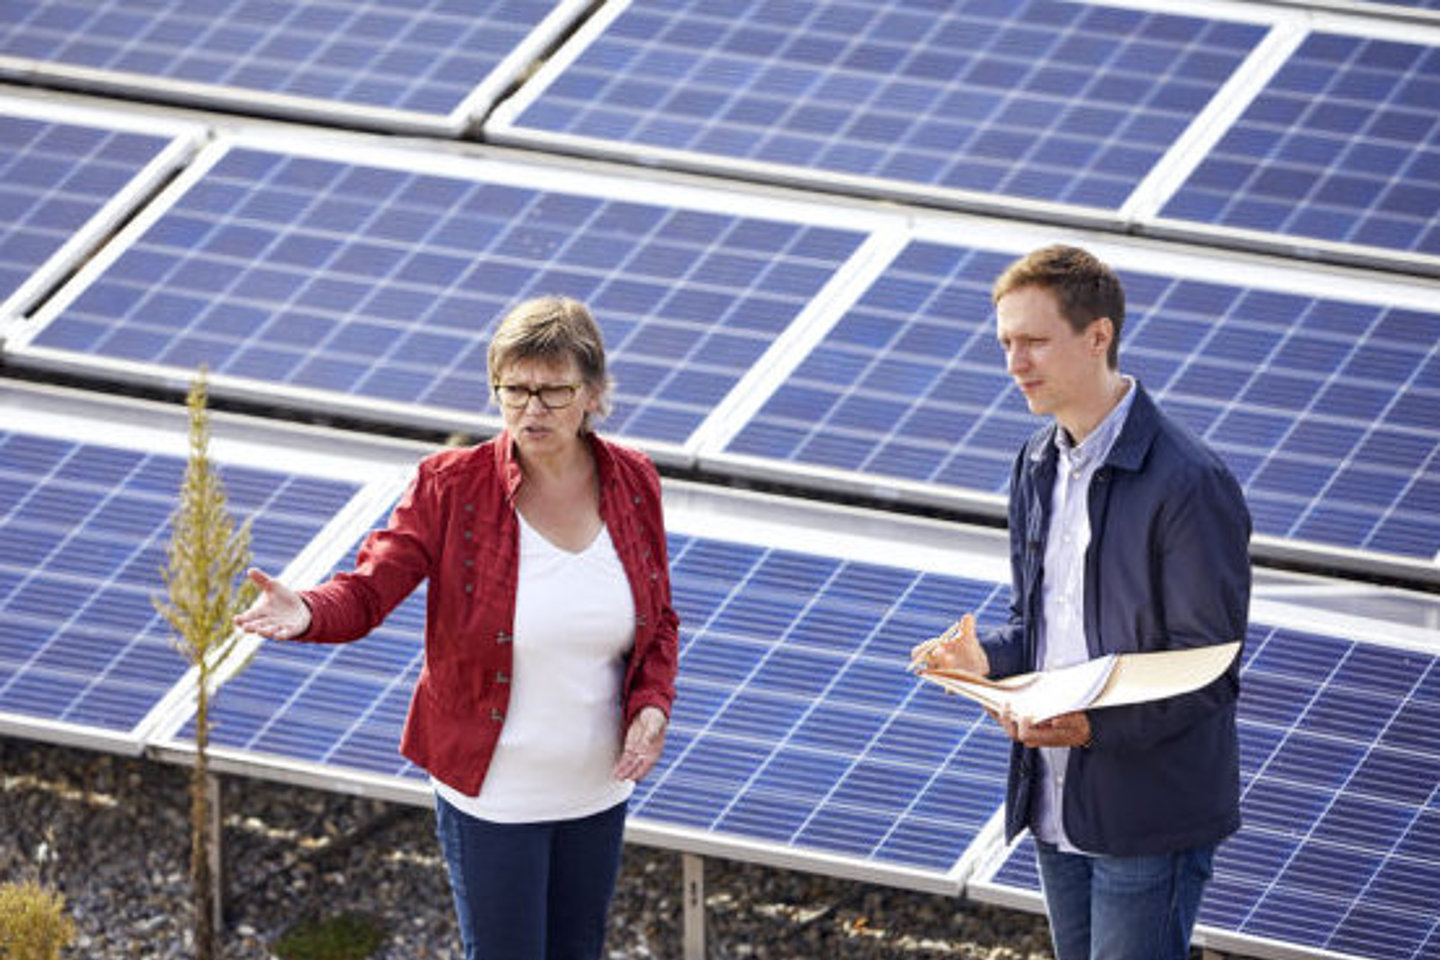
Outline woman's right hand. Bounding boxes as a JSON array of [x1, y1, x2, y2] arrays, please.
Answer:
[[233, 568, 312, 640]]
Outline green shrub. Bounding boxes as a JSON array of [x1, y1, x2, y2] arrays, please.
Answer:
[[0, 880, 76, 960], [271, 913, 386, 960]]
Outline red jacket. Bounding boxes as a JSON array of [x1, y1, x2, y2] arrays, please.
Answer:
[[298, 431, 679, 795]]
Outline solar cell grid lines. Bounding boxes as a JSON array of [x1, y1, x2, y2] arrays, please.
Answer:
[[1163, 28, 1440, 257], [0, 0, 589, 133], [11, 137, 874, 448], [0, 425, 358, 741], [490, 0, 1267, 211]]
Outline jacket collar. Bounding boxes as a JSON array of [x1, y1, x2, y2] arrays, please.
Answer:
[[1102, 380, 1161, 474], [1025, 379, 1161, 475]]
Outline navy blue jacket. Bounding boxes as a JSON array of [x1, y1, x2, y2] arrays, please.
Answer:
[[981, 383, 1251, 856]]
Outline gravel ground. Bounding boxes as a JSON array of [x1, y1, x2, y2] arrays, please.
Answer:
[[1, 737, 1054, 959]]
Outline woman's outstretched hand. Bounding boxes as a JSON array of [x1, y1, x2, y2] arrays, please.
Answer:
[[233, 568, 312, 640]]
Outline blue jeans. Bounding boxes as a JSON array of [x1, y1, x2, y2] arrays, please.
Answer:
[[1034, 839, 1215, 960], [434, 795, 628, 960]]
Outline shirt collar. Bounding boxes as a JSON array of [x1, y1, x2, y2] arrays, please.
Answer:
[[1054, 375, 1137, 470]]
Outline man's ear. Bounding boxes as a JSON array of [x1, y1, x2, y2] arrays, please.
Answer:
[[1090, 316, 1114, 357]]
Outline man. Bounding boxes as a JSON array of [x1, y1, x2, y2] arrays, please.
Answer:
[[915, 244, 1251, 960]]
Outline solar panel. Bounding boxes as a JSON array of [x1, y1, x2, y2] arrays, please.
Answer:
[[705, 226, 1440, 566], [972, 622, 1440, 960], [633, 530, 1012, 886], [0, 0, 592, 135], [1160, 27, 1440, 263], [0, 383, 368, 753], [488, 0, 1266, 213], [0, 95, 200, 321], [4, 134, 877, 455]]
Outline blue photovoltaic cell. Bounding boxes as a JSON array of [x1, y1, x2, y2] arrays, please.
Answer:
[[985, 625, 1440, 960], [1163, 32, 1440, 257], [500, 0, 1264, 209], [0, 0, 563, 121], [724, 239, 1440, 560], [0, 110, 174, 309], [0, 429, 358, 736], [198, 517, 1019, 876], [25, 144, 866, 447]]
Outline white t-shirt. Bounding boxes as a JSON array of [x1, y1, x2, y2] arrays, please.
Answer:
[[433, 513, 636, 822]]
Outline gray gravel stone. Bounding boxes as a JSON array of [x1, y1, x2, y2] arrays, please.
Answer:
[[1, 738, 1053, 959]]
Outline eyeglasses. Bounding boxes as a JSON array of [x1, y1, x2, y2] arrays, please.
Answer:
[[493, 382, 582, 410]]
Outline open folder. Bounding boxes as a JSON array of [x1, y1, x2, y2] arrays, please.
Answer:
[[914, 641, 1242, 723]]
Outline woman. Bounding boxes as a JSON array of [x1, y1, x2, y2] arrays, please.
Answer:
[[234, 295, 679, 960]]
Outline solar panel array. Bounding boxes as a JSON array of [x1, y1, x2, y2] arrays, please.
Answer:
[[1, 2, 1437, 959], [5, 381, 1439, 960], [489, 0, 1440, 272], [492, 0, 1267, 210], [7, 130, 1438, 567], [711, 234, 1440, 561], [6, 133, 874, 449]]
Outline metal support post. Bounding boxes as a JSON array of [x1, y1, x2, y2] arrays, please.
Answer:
[[683, 852, 706, 960]]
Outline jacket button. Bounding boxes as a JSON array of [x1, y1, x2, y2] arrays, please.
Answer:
[[463, 583, 474, 594], [464, 503, 474, 513], [463, 530, 472, 540], [496, 632, 511, 645], [496, 671, 509, 684], [490, 708, 503, 722]]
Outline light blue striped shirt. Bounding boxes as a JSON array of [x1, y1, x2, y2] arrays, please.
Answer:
[[1032, 377, 1136, 851]]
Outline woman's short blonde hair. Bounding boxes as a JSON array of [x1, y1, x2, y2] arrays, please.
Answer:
[[487, 295, 613, 428]]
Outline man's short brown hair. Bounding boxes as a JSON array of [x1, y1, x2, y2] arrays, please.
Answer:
[[992, 245, 1125, 369]]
